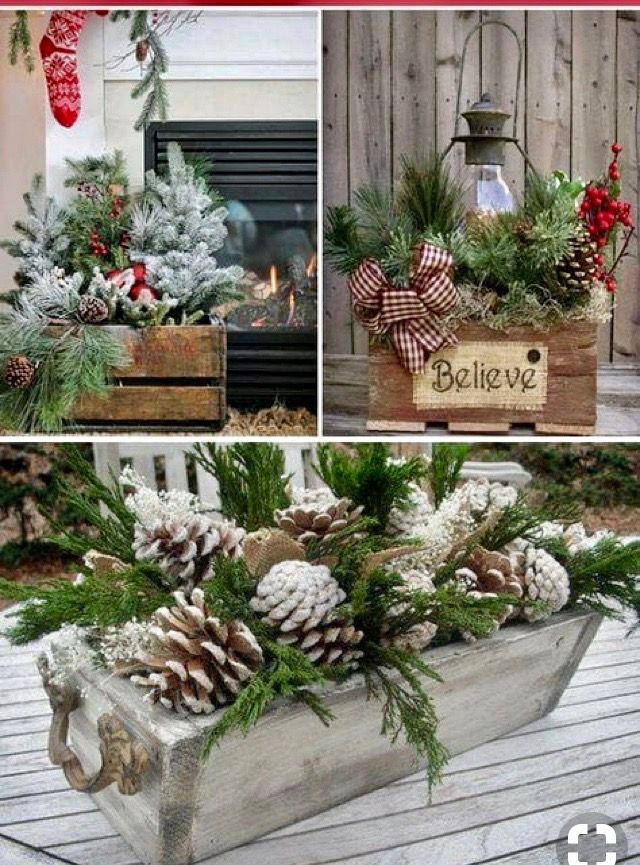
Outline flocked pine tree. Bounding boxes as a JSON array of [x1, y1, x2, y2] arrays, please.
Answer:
[[130, 142, 242, 316], [0, 174, 70, 286]]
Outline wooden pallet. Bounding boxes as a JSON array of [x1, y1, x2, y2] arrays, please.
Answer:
[[369, 323, 598, 435], [367, 419, 596, 435], [50, 325, 226, 431]]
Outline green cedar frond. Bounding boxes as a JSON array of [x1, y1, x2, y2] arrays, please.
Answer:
[[8, 12, 33, 72], [314, 443, 428, 532], [203, 640, 336, 759], [192, 443, 290, 531], [363, 644, 449, 791], [0, 563, 171, 645], [427, 444, 470, 508]]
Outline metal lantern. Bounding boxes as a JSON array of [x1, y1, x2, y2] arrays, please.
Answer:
[[441, 20, 535, 215]]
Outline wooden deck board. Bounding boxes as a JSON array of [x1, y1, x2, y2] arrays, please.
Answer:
[[0, 614, 637, 865]]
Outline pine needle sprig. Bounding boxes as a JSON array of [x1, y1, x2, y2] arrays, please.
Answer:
[[397, 153, 467, 237], [8, 12, 33, 72], [427, 444, 470, 508], [315, 443, 428, 533], [363, 644, 449, 791], [192, 443, 290, 532], [475, 495, 580, 553], [324, 206, 365, 276]]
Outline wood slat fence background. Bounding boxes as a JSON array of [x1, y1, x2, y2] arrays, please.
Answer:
[[323, 10, 640, 362]]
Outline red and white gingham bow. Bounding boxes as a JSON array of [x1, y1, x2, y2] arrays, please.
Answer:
[[348, 243, 460, 374]]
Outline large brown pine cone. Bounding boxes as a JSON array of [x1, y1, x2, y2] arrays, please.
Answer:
[[556, 225, 598, 296], [275, 497, 363, 544], [125, 589, 263, 714]]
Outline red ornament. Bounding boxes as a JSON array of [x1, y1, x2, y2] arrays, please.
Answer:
[[611, 143, 623, 155], [132, 262, 146, 283], [129, 282, 160, 303]]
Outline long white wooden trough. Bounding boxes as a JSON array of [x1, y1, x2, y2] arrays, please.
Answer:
[[37, 608, 601, 865]]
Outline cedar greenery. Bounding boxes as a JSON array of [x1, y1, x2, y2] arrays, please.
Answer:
[[191, 443, 291, 532], [314, 442, 428, 532], [8, 11, 33, 72], [427, 443, 470, 508]]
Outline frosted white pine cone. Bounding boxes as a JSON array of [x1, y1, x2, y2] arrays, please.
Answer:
[[386, 482, 434, 538], [381, 566, 437, 654], [287, 485, 338, 510], [133, 513, 244, 588], [563, 522, 614, 555], [466, 478, 518, 516], [515, 544, 570, 622], [250, 561, 345, 631]]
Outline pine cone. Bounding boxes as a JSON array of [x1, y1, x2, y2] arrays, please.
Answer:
[[556, 224, 598, 296], [513, 217, 534, 243], [275, 497, 363, 544], [133, 513, 244, 588], [126, 588, 263, 713], [78, 295, 109, 324], [4, 355, 35, 389], [462, 547, 524, 598], [509, 543, 570, 622], [250, 561, 363, 665], [381, 567, 438, 654]]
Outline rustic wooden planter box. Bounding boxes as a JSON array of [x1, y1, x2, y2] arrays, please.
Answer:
[[368, 323, 598, 435], [41, 609, 600, 865], [53, 325, 226, 430]]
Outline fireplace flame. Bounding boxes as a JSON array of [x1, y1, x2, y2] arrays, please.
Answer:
[[285, 284, 297, 327], [306, 253, 317, 278], [269, 264, 278, 297]]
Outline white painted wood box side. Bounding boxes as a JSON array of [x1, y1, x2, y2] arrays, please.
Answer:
[[62, 609, 601, 865]]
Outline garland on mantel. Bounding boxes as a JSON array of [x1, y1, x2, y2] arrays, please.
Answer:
[[1, 443, 639, 790]]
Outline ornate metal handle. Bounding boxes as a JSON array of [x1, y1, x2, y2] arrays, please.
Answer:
[[38, 654, 149, 795]]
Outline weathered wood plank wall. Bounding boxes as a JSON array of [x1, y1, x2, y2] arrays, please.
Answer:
[[323, 10, 640, 362]]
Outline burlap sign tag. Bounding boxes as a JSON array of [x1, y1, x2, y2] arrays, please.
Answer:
[[413, 341, 549, 410]]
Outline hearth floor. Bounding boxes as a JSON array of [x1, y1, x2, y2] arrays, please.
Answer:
[[0, 612, 638, 865]]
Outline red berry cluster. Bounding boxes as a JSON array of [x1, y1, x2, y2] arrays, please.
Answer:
[[89, 231, 109, 258], [579, 143, 634, 293], [120, 230, 131, 248]]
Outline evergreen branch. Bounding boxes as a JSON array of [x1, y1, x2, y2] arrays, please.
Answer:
[[0, 563, 172, 645], [315, 443, 428, 533], [549, 537, 640, 624], [45, 444, 136, 564], [324, 206, 364, 276], [8, 12, 33, 72], [363, 644, 449, 791], [191, 443, 290, 531], [427, 444, 469, 508], [397, 152, 467, 237], [203, 640, 336, 759], [475, 495, 579, 553]]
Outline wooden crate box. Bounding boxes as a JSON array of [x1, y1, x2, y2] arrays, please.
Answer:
[[368, 323, 598, 435], [42, 609, 600, 865], [64, 325, 225, 430]]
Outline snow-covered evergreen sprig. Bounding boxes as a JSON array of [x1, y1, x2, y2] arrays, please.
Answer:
[[129, 143, 243, 314], [0, 175, 70, 286]]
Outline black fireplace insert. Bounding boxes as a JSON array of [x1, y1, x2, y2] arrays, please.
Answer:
[[145, 121, 317, 411]]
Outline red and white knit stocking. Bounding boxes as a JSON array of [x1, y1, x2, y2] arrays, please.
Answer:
[[39, 11, 89, 128]]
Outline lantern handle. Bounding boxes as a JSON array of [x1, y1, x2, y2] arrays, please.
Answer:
[[452, 19, 523, 142]]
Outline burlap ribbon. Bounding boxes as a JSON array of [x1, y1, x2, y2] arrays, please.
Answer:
[[348, 242, 460, 374]]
